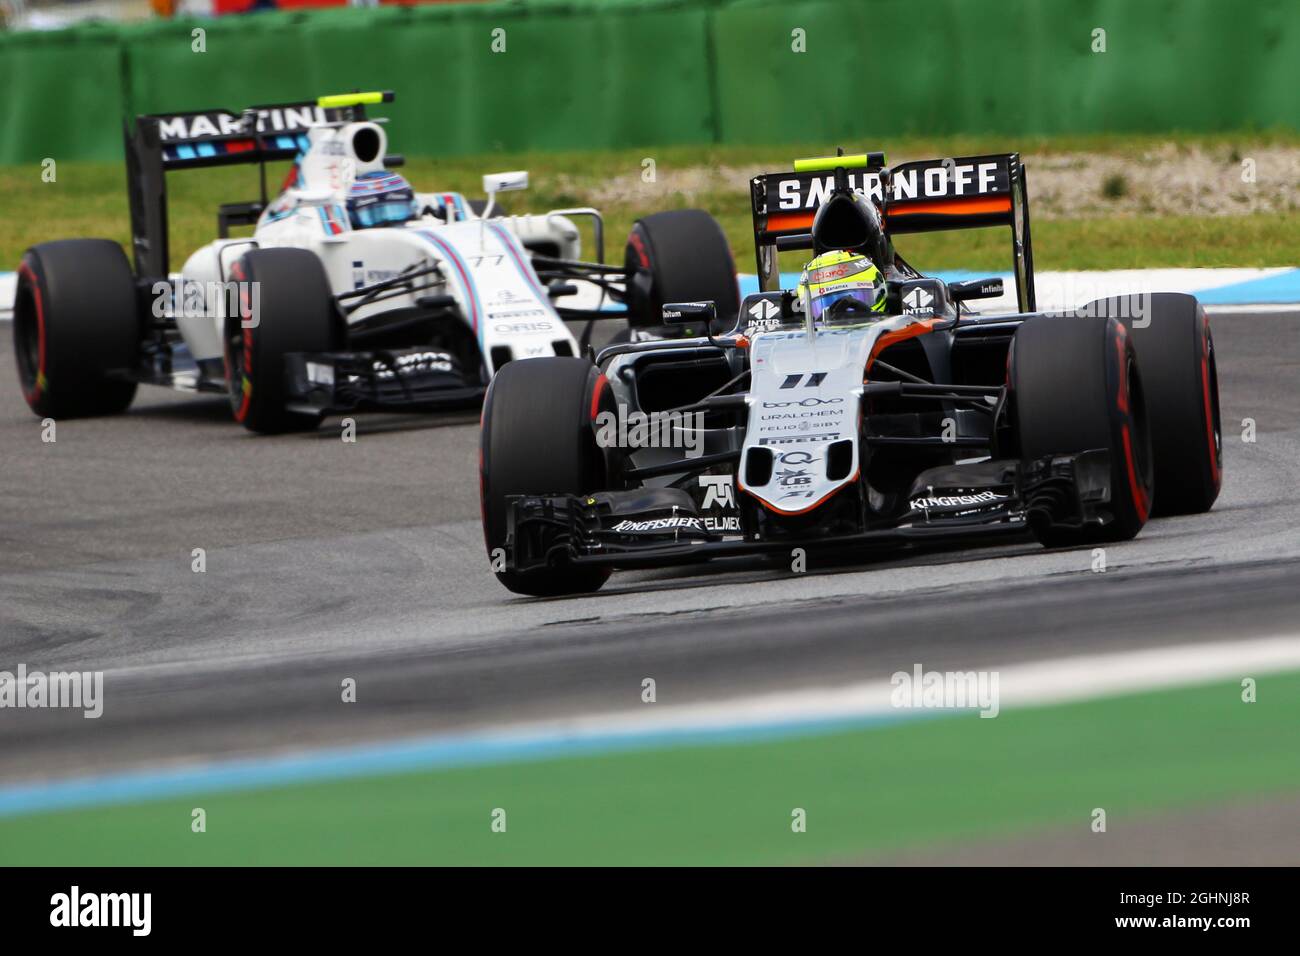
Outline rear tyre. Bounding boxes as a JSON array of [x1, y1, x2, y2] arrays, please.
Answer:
[[13, 239, 139, 418], [480, 357, 613, 596], [624, 209, 738, 330], [1010, 315, 1153, 547], [223, 248, 341, 434], [1090, 293, 1220, 516]]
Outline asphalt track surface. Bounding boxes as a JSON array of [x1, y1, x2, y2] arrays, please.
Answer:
[[2, 311, 1299, 859]]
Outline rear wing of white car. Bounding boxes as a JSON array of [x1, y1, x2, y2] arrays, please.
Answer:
[[123, 91, 397, 277], [748, 151, 1036, 313]]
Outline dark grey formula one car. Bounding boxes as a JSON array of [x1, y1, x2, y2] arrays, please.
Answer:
[[479, 151, 1221, 596]]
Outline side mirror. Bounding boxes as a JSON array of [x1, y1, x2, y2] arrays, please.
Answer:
[[662, 301, 717, 325], [949, 277, 1004, 302], [481, 171, 529, 220], [482, 170, 529, 194]]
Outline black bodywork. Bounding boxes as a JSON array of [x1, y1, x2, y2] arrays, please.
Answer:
[[503, 153, 1114, 574]]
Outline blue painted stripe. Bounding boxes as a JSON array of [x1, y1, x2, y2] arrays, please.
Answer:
[[417, 230, 484, 345], [1195, 268, 1300, 304], [0, 710, 930, 820], [488, 222, 561, 319], [737, 271, 795, 297], [438, 192, 469, 222]]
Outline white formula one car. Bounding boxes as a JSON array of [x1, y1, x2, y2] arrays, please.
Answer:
[[12, 91, 738, 432]]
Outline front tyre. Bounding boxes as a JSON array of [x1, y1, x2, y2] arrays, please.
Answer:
[[1097, 293, 1221, 516], [480, 357, 613, 596], [1011, 315, 1154, 547], [223, 248, 341, 434]]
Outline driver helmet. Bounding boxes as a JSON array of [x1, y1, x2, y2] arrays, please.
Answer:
[[796, 250, 886, 323], [346, 171, 418, 229]]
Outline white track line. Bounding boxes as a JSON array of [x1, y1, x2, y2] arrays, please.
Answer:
[[0, 271, 13, 319], [535, 634, 1300, 737], [2, 635, 1296, 816], [1204, 303, 1300, 315]]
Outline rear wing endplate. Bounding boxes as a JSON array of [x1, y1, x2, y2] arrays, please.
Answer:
[[124, 93, 388, 276], [749, 152, 1036, 313]]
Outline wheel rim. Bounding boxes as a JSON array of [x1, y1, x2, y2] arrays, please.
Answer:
[[1127, 352, 1155, 494], [1206, 334, 1222, 468], [225, 323, 248, 415], [13, 283, 41, 393]]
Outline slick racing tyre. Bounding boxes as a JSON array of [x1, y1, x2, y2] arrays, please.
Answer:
[[13, 239, 139, 418], [223, 248, 342, 434], [623, 209, 739, 331], [1083, 293, 1221, 516], [1010, 314, 1154, 547], [480, 357, 614, 597]]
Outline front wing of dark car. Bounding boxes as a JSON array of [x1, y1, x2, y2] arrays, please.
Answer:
[[505, 449, 1113, 573]]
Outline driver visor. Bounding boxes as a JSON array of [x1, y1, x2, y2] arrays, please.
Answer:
[[809, 283, 882, 320], [352, 200, 416, 229]]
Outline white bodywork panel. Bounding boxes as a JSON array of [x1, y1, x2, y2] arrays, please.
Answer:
[[172, 120, 580, 371], [738, 316, 930, 514]]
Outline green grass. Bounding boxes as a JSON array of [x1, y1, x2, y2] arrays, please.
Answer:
[[3, 131, 1298, 273], [2, 672, 1297, 866]]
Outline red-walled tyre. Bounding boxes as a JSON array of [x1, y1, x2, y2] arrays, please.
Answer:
[[623, 209, 739, 330], [1086, 293, 1221, 516], [223, 248, 340, 434], [1010, 314, 1154, 546], [13, 239, 139, 418]]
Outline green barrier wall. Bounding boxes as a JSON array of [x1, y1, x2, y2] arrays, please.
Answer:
[[1, 0, 1297, 165], [0, 25, 129, 164], [714, 0, 1300, 142]]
